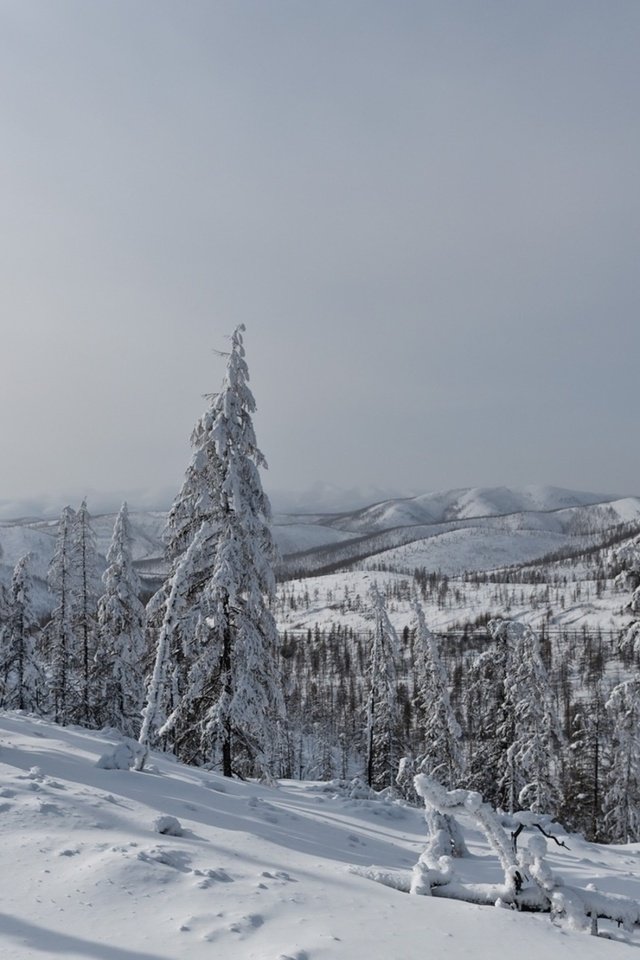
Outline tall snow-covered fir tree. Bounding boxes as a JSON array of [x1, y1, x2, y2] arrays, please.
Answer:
[[412, 599, 463, 789], [46, 506, 77, 724], [95, 502, 146, 737], [0, 554, 43, 712], [604, 677, 640, 843], [363, 583, 401, 790], [562, 682, 608, 841], [70, 500, 101, 725], [138, 325, 284, 776], [488, 618, 564, 815]]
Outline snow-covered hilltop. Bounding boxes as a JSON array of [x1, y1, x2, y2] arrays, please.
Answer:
[[2, 484, 638, 594], [1, 712, 639, 959]]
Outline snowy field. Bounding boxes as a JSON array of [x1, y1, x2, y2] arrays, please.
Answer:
[[1, 713, 640, 959]]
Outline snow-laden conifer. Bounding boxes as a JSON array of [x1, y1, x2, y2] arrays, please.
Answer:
[[0, 554, 43, 711], [562, 683, 608, 841], [603, 677, 640, 842], [463, 645, 506, 806], [139, 326, 284, 776], [95, 502, 146, 737], [488, 618, 564, 815], [71, 500, 101, 725], [46, 506, 77, 723], [364, 583, 401, 789], [412, 599, 463, 788]]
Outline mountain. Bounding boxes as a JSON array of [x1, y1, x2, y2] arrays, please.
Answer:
[[1, 486, 639, 614], [0, 712, 637, 958], [276, 487, 640, 578]]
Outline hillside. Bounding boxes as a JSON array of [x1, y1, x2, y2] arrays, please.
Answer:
[[0, 713, 638, 959], [1, 485, 639, 619]]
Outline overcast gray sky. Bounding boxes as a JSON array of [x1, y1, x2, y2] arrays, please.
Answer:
[[1, 0, 639, 513]]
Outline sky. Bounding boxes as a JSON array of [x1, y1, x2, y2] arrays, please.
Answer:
[[1, 0, 639, 515]]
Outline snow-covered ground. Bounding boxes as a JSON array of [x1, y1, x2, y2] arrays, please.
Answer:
[[274, 567, 631, 637], [1, 713, 639, 959]]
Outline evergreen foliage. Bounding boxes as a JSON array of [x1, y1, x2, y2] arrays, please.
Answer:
[[139, 326, 284, 776], [45, 506, 77, 724], [412, 599, 464, 788], [488, 618, 565, 815], [0, 554, 42, 711], [364, 584, 401, 789], [71, 500, 101, 725], [95, 502, 146, 736], [604, 677, 640, 842]]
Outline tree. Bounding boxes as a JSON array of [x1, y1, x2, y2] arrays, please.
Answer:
[[363, 583, 401, 789], [463, 646, 505, 806], [138, 325, 284, 776], [46, 506, 77, 724], [604, 678, 640, 843], [70, 499, 101, 725], [0, 554, 43, 711], [410, 599, 463, 789], [95, 502, 146, 736], [561, 682, 608, 841], [488, 619, 564, 815]]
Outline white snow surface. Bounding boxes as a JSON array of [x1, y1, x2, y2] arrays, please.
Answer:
[[1, 713, 640, 959], [327, 485, 625, 534]]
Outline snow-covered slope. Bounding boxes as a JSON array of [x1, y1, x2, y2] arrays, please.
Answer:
[[328, 485, 622, 535], [0, 713, 638, 959], [1, 487, 638, 609]]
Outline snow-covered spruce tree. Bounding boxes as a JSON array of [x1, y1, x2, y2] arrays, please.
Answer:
[[412, 599, 463, 789], [364, 583, 401, 790], [70, 500, 101, 725], [95, 502, 146, 737], [561, 682, 608, 841], [138, 325, 284, 776], [463, 645, 506, 806], [603, 677, 640, 843], [45, 506, 77, 724], [488, 619, 564, 816], [0, 554, 43, 711], [138, 377, 231, 757]]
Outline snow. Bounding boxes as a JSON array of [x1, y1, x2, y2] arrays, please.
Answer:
[[2, 487, 639, 618], [1, 713, 640, 959]]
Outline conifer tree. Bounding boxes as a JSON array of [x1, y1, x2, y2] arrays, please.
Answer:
[[0, 554, 42, 711], [604, 677, 640, 842], [364, 583, 401, 789], [463, 646, 505, 806], [413, 599, 463, 788], [562, 684, 607, 840], [71, 499, 101, 725], [95, 502, 145, 736], [488, 618, 564, 815], [139, 325, 284, 776], [46, 506, 77, 724]]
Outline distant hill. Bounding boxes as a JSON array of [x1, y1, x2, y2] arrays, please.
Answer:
[[1, 485, 638, 613]]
